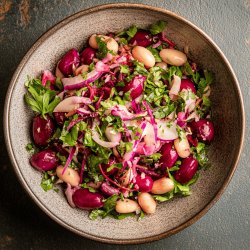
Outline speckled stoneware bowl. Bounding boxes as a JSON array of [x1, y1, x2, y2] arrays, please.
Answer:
[[4, 3, 245, 244]]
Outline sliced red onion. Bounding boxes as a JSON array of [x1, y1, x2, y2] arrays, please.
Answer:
[[122, 121, 147, 169], [57, 91, 64, 100], [65, 183, 80, 207], [152, 40, 162, 48], [105, 126, 121, 143], [186, 111, 200, 122], [67, 118, 84, 131], [109, 63, 120, 69], [41, 70, 56, 86], [116, 55, 127, 64], [56, 62, 65, 79], [136, 165, 161, 178], [95, 61, 110, 72], [159, 32, 176, 47], [76, 107, 91, 115], [108, 105, 147, 121], [143, 101, 158, 141], [99, 165, 135, 191], [92, 124, 119, 148], [177, 112, 187, 128], [62, 70, 103, 90], [184, 98, 196, 114], [169, 75, 181, 99], [101, 53, 113, 63], [62, 147, 76, 175], [123, 75, 146, 99], [156, 119, 178, 141], [143, 122, 157, 155], [100, 182, 120, 196], [53, 96, 91, 112]]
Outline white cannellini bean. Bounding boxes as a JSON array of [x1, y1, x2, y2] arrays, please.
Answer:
[[74, 65, 89, 76], [151, 177, 174, 195], [106, 37, 119, 53], [89, 34, 99, 49], [89, 34, 118, 53], [138, 193, 156, 214], [155, 62, 168, 70], [159, 49, 187, 66], [56, 166, 80, 187], [115, 199, 140, 214], [132, 46, 155, 68], [174, 136, 191, 158]]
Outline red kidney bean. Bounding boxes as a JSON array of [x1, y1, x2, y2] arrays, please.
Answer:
[[160, 143, 178, 169], [32, 115, 55, 147], [58, 48, 80, 76], [80, 47, 96, 65], [100, 182, 120, 196], [190, 119, 215, 143], [72, 189, 104, 210], [53, 112, 66, 126], [130, 31, 152, 47], [30, 149, 58, 171], [174, 155, 198, 184], [180, 79, 196, 93], [135, 174, 153, 192]]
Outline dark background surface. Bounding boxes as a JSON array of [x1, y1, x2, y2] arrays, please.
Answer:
[[0, 0, 249, 249]]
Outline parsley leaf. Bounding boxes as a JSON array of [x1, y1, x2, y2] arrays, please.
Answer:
[[163, 66, 182, 84], [25, 143, 35, 154], [120, 65, 130, 74], [25, 78, 60, 118], [147, 47, 162, 62], [106, 163, 123, 172], [126, 25, 137, 38], [40, 172, 58, 192], [59, 121, 78, 146], [89, 209, 105, 220], [89, 194, 120, 220], [149, 20, 167, 35], [96, 36, 109, 59], [192, 142, 210, 169]]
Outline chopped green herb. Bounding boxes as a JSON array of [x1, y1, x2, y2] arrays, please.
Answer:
[[96, 36, 109, 59], [147, 47, 162, 62], [24, 78, 61, 118], [25, 143, 35, 153], [126, 25, 138, 38], [107, 163, 123, 172], [120, 65, 130, 74], [40, 172, 58, 192], [149, 20, 167, 35]]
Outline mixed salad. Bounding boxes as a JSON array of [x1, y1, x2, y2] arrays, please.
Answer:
[[25, 21, 214, 220]]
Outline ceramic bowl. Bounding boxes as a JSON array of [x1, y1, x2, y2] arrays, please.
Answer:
[[4, 3, 245, 244]]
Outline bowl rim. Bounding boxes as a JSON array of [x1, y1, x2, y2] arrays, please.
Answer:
[[4, 2, 245, 245]]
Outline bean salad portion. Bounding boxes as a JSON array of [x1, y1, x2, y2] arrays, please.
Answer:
[[25, 21, 214, 220]]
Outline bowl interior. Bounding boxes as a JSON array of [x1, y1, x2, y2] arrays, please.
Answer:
[[5, 4, 244, 244]]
